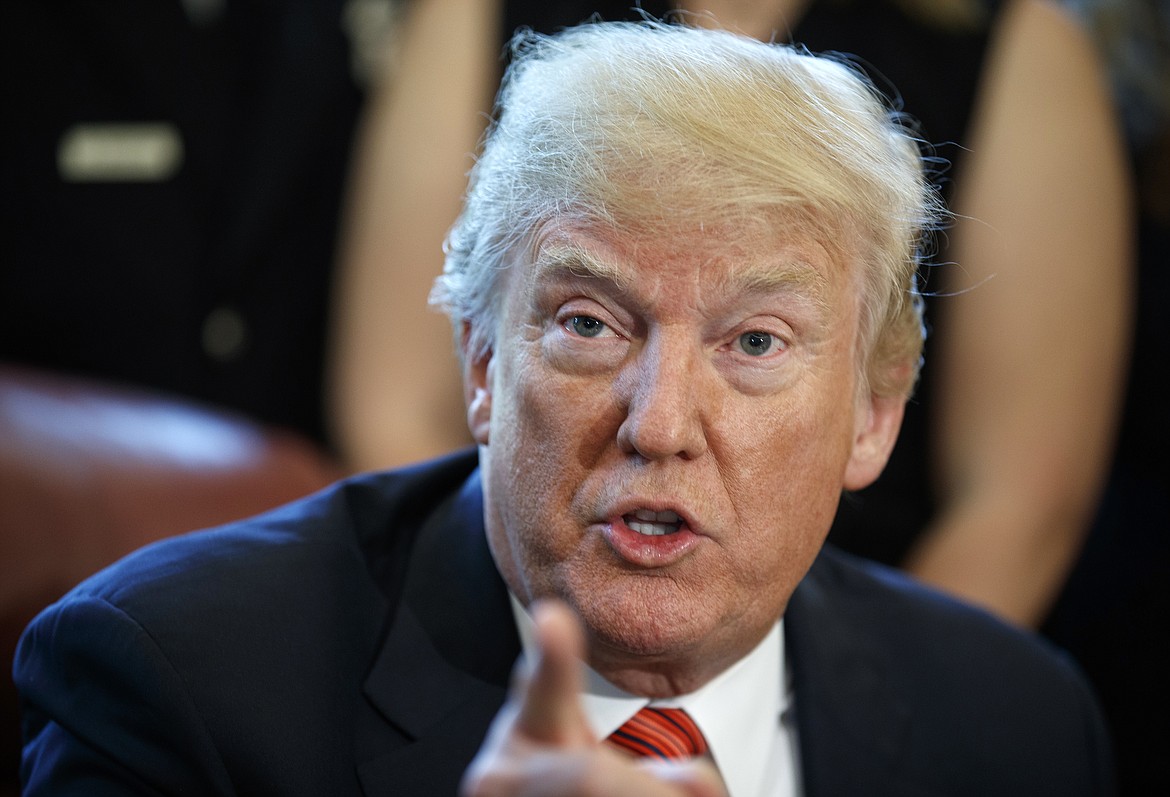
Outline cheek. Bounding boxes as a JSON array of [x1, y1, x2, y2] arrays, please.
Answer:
[[508, 345, 623, 464], [717, 392, 855, 578], [726, 387, 856, 490], [492, 356, 560, 507], [488, 349, 612, 572], [503, 366, 585, 480]]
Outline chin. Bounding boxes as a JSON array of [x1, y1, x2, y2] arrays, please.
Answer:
[[572, 579, 722, 660]]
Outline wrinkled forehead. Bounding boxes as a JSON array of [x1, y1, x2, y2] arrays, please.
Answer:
[[521, 207, 861, 284], [497, 210, 863, 323]]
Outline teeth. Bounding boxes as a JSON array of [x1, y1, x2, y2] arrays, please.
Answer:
[[632, 508, 682, 523], [626, 509, 683, 536]]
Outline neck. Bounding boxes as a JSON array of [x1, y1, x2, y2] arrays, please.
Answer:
[[587, 625, 772, 698]]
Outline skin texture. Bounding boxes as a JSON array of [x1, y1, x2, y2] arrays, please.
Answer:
[[466, 215, 904, 697]]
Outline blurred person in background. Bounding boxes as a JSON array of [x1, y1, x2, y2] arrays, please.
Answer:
[[1042, 0, 1170, 792]]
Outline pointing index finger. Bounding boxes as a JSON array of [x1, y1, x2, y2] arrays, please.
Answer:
[[515, 599, 593, 747]]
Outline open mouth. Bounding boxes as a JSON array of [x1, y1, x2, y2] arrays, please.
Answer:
[[624, 508, 683, 536]]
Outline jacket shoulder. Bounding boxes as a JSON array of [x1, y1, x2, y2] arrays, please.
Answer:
[[59, 448, 480, 616], [789, 546, 1115, 796], [14, 451, 480, 796]]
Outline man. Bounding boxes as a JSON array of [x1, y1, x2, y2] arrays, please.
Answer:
[[15, 20, 1112, 797]]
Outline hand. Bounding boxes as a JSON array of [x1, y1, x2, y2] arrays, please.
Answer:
[[460, 600, 727, 797]]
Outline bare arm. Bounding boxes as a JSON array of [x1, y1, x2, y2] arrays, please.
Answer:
[[905, 0, 1134, 627], [327, 0, 501, 472]]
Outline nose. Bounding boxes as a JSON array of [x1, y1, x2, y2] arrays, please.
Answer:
[[615, 331, 709, 461]]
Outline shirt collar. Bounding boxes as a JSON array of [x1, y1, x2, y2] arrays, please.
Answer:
[[509, 595, 789, 797]]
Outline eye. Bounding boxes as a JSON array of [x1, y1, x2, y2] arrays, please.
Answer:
[[566, 315, 610, 338], [738, 330, 777, 357]]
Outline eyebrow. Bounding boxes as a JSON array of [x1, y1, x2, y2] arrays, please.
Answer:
[[532, 243, 633, 291], [731, 258, 831, 300]]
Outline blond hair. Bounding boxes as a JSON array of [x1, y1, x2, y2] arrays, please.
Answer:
[[433, 20, 944, 397]]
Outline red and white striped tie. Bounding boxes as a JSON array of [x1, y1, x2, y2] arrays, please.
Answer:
[[606, 707, 709, 760]]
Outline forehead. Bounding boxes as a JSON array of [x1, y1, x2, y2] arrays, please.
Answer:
[[515, 213, 855, 309]]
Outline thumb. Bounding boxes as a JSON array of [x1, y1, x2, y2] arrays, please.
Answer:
[[514, 599, 593, 746]]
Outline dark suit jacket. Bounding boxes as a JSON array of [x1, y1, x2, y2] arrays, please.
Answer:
[[14, 451, 1113, 796]]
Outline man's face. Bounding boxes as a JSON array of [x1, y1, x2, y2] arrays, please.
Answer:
[[466, 213, 903, 694]]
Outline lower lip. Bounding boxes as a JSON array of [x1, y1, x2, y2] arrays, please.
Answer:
[[601, 517, 703, 568]]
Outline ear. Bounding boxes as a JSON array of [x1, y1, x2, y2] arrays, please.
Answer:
[[843, 392, 906, 491], [461, 321, 494, 446]]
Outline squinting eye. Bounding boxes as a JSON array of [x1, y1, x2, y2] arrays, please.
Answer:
[[567, 315, 608, 338], [738, 331, 775, 356]]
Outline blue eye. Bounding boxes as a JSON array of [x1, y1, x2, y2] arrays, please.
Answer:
[[738, 331, 774, 356], [568, 315, 607, 338]]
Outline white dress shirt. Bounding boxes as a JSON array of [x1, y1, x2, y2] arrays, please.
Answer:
[[510, 597, 803, 797]]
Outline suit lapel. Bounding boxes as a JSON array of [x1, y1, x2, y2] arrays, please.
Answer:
[[785, 549, 916, 797], [357, 470, 521, 797]]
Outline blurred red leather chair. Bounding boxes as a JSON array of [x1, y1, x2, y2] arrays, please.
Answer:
[[1, 365, 342, 795]]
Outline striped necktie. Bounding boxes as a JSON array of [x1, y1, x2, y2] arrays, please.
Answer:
[[606, 707, 709, 760]]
